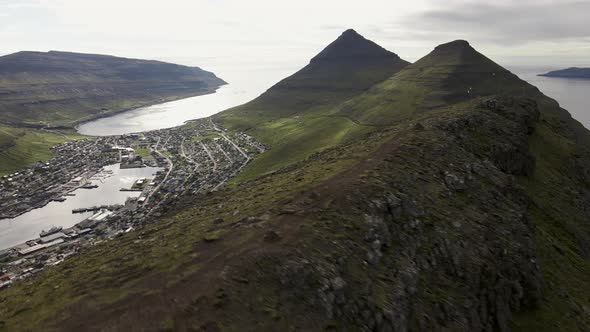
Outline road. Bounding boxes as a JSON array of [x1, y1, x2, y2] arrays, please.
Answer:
[[144, 136, 174, 207], [199, 141, 218, 173]]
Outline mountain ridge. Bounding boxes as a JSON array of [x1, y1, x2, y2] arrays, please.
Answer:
[[0, 50, 226, 127], [248, 28, 409, 106], [216, 29, 410, 179], [309, 29, 403, 63], [0, 50, 223, 83]]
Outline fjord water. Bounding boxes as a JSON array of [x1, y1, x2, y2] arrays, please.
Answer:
[[0, 165, 161, 250], [76, 84, 241, 136], [77, 63, 299, 136]]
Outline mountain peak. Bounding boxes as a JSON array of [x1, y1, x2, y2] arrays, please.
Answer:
[[340, 28, 361, 37], [388, 38, 529, 107], [428, 40, 477, 60], [310, 29, 401, 63], [435, 39, 470, 50]]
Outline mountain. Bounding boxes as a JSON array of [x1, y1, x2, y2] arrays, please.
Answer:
[[326, 40, 544, 126], [216, 29, 409, 178], [0, 51, 226, 127], [2, 31, 590, 331], [539, 67, 590, 79], [0, 125, 83, 175], [223, 29, 408, 122], [272, 29, 409, 95]]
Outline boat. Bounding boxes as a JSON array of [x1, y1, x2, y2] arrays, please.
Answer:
[[40, 226, 63, 237], [52, 197, 66, 202], [80, 184, 99, 189]]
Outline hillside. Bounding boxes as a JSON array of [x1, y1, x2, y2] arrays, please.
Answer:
[[216, 29, 410, 178], [1, 31, 590, 331], [539, 67, 590, 79], [0, 125, 84, 175], [0, 51, 226, 127]]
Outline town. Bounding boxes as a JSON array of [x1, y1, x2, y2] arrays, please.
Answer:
[[0, 119, 266, 289]]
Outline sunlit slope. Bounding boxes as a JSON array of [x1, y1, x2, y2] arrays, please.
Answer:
[[326, 40, 545, 125], [216, 29, 409, 179], [0, 125, 85, 175]]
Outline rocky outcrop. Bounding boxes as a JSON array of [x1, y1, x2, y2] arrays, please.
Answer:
[[432, 97, 540, 176]]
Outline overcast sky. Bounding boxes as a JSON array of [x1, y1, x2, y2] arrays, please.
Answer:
[[1, 0, 588, 74]]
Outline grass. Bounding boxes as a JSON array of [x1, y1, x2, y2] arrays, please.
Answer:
[[0, 121, 389, 331], [512, 120, 590, 330], [133, 148, 152, 158], [0, 125, 86, 175], [230, 115, 365, 181], [189, 132, 221, 142], [217, 39, 533, 182]]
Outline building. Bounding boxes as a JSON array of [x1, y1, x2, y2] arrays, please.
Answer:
[[39, 232, 66, 244], [18, 239, 65, 255], [87, 209, 113, 222]]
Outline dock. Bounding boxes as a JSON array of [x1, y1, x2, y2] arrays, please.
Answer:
[[72, 204, 123, 214]]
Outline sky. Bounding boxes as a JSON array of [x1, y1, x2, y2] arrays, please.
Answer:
[[1, 0, 589, 79]]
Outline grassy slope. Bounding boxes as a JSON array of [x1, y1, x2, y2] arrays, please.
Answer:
[[0, 125, 85, 175], [218, 40, 541, 183], [0, 125, 393, 331], [325, 40, 537, 127], [512, 117, 590, 331], [216, 30, 409, 181], [216, 39, 590, 330]]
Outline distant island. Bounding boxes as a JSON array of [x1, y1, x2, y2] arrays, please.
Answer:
[[539, 67, 590, 79]]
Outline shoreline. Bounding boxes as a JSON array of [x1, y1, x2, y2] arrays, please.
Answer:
[[0, 85, 225, 133], [74, 85, 224, 135], [0, 166, 105, 221]]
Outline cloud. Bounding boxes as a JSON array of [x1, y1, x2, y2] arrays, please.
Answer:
[[403, 1, 590, 45], [1, 0, 588, 66]]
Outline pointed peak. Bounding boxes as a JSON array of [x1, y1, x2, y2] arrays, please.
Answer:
[[435, 40, 471, 50], [429, 40, 476, 59], [340, 28, 362, 38], [310, 29, 402, 64], [416, 39, 486, 65]]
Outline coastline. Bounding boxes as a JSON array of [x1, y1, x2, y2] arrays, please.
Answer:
[[537, 73, 590, 79], [0, 166, 104, 221], [73, 85, 224, 134], [0, 85, 225, 133]]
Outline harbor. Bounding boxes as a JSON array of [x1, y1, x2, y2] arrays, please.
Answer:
[[0, 164, 162, 250]]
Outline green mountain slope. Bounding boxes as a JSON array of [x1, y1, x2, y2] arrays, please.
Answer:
[[1, 32, 590, 331], [0, 125, 84, 175], [0, 51, 226, 127], [216, 29, 409, 179], [326, 40, 541, 126]]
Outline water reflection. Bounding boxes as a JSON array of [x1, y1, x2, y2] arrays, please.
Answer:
[[0, 164, 161, 250]]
